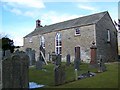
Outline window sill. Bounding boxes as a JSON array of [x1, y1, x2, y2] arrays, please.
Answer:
[[74, 34, 81, 37]]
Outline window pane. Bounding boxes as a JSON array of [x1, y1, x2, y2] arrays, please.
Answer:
[[40, 36, 45, 48], [75, 28, 80, 35], [59, 47, 62, 54], [59, 41, 62, 46], [55, 33, 62, 54]]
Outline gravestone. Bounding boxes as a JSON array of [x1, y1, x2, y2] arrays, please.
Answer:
[[15, 49, 19, 53], [2, 51, 29, 88], [48, 52, 51, 61], [18, 52, 29, 88], [74, 60, 80, 70], [89, 41, 98, 68], [26, 48, 36, 66], [4, 50, 11, 57], [66, 54, 71, 66], [98, 56, 107, 72], [55, 54, 61, 66], [54, 65, 66, 86], [52, 52, 57, 63], [36, 60, 43, 70], [0, 50, 3, 59], [75, 69, 78, 80], [31, 50, 36, 65], [74, 46, 80, 70]]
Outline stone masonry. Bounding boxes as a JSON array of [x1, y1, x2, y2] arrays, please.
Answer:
[[22, 11, 118, 63]]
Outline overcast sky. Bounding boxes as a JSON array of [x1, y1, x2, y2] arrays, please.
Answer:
[[1, 0, 119, 46]]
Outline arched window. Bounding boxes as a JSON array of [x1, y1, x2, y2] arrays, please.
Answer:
[[55, 33, 62, 54], [40, 36, 45, 48]]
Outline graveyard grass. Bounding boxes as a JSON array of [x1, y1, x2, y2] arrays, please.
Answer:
[[29, 62, 119, 88]]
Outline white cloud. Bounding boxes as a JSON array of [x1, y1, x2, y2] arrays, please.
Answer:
[[13, 37, 23, 46], [78, 5, 96, 11], [43, 0, 119, 2], [1, 0, 45, 9], [2, 0, 45, 18], [24, 11, 35, 17], [41, 11, 82, 25], [10, 8, 22, 15]]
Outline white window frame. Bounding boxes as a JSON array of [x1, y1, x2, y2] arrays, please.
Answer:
[[107, 29, 110, 43], [55, 33, 62, 55], [40, 36, 45, 48], [29, 37, 32, 43], [75, 28, 80, 35]]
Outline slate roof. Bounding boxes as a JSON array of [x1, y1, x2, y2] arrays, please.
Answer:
[[24, 11, 108, 38]]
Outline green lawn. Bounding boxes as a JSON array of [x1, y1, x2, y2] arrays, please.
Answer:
[[29, 62, 119, 88]]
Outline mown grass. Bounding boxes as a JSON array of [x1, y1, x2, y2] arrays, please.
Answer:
[[29, 62, 119, 88]]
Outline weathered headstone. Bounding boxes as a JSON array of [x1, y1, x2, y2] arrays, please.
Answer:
[[75, 69, 78, 80], [89, 41, 98, 68], [31, 50, 36, 65], [2, 51, 29, 88], [19, 52, 29, 88], [74, 46, 80, 70], [55, 54, 61, 66], [66, 54, 71, 66], [15, 49, 19, 53], [26, 48, 32, 66], [36, 60, 43, 70], [0, 50, 3, 59], [54, 65, 66, 85], [98, 56, 107, 72], [52, 52, 57, 63], [74, 60, 80, 70], [26, 48, 36, 66], [4, 50, 11, 57], [48, 52, 51, 61]]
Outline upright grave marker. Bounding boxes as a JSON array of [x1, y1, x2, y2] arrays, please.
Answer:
[[98, 55, 107, 72], [74, 46, 80, 70], [55, 54, 61, 66], [66, 54, 71, 66], [36, 60, 43, 70], [2, 51, 29, 88], [54, 65, 66, 85]]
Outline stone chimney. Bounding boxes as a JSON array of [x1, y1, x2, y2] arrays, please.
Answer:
[[36, 19, 42, 28]]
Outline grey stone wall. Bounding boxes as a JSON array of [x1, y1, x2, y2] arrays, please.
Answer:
[[95, 13, 118, 62], [23, 13, 118, 62], [24, 25, 95, 62], [24, 35, 40, 61]]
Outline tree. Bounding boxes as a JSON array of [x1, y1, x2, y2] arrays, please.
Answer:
[[0, 37, 15, 56]]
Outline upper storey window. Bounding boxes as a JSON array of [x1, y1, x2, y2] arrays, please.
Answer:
[[29, 37, 32, 43], [75, 28, 80, 35]]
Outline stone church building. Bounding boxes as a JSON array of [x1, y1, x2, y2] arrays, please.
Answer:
[[23, 11, 118, 62]]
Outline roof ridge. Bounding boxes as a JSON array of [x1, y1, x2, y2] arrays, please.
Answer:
[[43, 11, 108, 27], [24, 11, 108, 38]]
